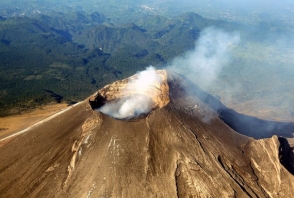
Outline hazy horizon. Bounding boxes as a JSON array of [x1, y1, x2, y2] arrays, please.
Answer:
[[1, 0, 294, 21]]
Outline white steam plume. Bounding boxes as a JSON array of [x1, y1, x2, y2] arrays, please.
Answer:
[[168, 27, 240, 90], [98, 66, 162, 119]]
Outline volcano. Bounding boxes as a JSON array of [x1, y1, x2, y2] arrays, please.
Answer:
[[0, 70, 293, 197]]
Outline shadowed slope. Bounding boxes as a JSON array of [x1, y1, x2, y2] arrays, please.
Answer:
[[176, 73, 294, 139]]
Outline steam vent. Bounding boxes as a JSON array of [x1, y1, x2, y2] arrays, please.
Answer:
[[89, 69, 170, 120]]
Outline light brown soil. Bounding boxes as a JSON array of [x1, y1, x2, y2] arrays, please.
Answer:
[[0, 103, 68, 139]]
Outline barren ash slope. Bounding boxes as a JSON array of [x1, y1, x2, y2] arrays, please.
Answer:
[[0, 70, 294, 198]]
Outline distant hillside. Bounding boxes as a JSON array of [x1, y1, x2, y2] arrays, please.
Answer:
[[0, 14, 112, 116], [0, 11, 238, 116]]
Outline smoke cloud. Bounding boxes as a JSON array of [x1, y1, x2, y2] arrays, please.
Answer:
[[165, 26, 294, 138], [168, 27, 240, 89], [98, 66, 162, 119]]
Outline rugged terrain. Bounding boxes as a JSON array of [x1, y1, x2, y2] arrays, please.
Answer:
[[0, 71, 293, 197]]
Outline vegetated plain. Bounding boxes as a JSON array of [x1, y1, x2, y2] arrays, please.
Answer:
[[0, 0, 294, 121]]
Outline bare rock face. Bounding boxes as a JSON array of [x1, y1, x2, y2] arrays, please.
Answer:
[[0, 71, 293, 198], [245, 136, 294, 197]]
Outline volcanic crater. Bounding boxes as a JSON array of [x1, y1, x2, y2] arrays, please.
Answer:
[[89, 70, 170, 121]]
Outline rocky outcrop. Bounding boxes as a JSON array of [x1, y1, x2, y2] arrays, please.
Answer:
[[0, 71, 293, 197]]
